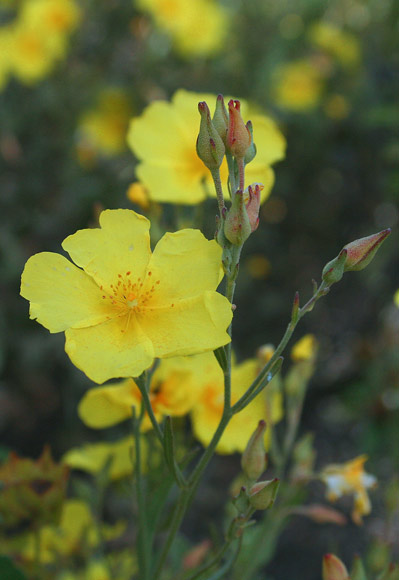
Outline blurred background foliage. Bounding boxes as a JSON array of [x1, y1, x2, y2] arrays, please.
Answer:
[[1, 0, 398, 578]]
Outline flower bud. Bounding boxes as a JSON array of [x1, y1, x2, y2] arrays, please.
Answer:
[[322, 248, 347, 286], [224, 190, 252, 246], [343, 228, 391, 272], [351, 555, 367, 580], [196, 101, 225, 170], [322, 554, 350, 580], [241, 420, 267, 481], [244, 120, 257, 164], [244, 183, 262, 232], [212, 94, 229, 144], [226, 99, 251, 160], [248, 478, 280, 510]]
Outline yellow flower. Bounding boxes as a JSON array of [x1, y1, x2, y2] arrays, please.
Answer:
[[77, 88, 132, 161], [19, 0, 81, 38], [22, 499, 125, 563], [135, 0, 229, 58], [63, 437, 138, 479], [6, 20, 65, 84], [78, 357, 200, 430], [20, 209, 232, 383], [394, 289, 399, 308], [127, 182, 151, 210], [290, 334, 317, 362], [309, 21, 361, 68], [190, 352, 283, 454], [127, 89, 286, 205], [272, 59, 324, 112], [320, 455, 377, 525]]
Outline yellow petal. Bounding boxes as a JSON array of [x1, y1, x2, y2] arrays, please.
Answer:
[[138, 291, 231, 358], [143, 229, 223, 304], [62, 209, 151, 288], [136, 161, 206, 204], [65, 315, 154, 383], [127, 100, 189, 161], [78, 379, 139, 428], [20, 252, 111, 332], [250, 114, 286, 165], [63, 436, 136, 480]]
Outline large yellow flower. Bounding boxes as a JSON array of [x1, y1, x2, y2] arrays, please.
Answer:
[[320, 455, 377, 525], [189, 352, 283, 454], [127, 89, 286, 205], [78, 357, 200, 430], [20, 209, 232, 383], [135, 0, 229, 58]]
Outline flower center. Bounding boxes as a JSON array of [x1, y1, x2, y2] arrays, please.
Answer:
[[101, 270, 161, 317]]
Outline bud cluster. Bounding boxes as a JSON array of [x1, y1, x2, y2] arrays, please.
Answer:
[[196, 94, 261, 253]]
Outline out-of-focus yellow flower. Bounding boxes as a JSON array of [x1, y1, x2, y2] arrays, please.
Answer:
[[190, 352, 283, 454], [20, 209, 232, 383], [291, 334, 318, 362], [63, 437, 138, 479], [77, 88, 132, 162], [245, 254, 271, 280], [309, 21, 361, 68], [394, 289, 399, 308], [78, 357, 200, 430], [127, 182, 151, 210], [320, 455, 377, 525], [324, 94, 350, 120], [272, 59, 325, 112], [23, 499, 125, 563], [128, 89, 285, 205], [19, 0, 81, 39], [6, 20, 64, 84], [135, 0, 229, 58]]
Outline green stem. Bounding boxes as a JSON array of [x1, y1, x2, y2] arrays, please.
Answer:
[[226, 153, 237, 195], [133, 405, 151, 580], [135, 372, 164, 445], [237, 158, 245, 191], [210, 168, 225, 215]]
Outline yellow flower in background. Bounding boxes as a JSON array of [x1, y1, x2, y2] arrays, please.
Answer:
[[78, 357, 200, 430], [77, 88, 132, 163], [6, 20, 65, 85], [394, 289, 399, 307], [135, 0, 229, 58], [19, 0, 81, 39], [0, 0, 81, 86], [190, 352, 283, 454], [127, 89, 285, 205], [21, 209, 232, 383], [127, 182, 151, 210], [290, 333, 318, 362], [320, 455, 377, 525], [309, 21, 361, 68], [22, 499, 125, 563], [63, 437, 137, 479], [272, 59, 324, 112]]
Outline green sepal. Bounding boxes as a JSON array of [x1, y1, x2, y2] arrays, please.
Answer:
[[213, 346, 228, 372]]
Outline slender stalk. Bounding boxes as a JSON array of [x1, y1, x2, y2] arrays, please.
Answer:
[[237, 158, 245, 191], [226, 153, 237, 195], [135, 372, 164, 444], [210, 168, 226, 215], [133, 404, 151, 580]]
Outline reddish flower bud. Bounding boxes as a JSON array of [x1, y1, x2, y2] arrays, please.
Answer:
[[343, 228, 391, 272], [241, 420, 267, 481], [244, 183, 262, 232], [196, 101, 225, 170], [226, 99, 251, 160], [224, 189, 252, 246], [322, 554, 350, 580]]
